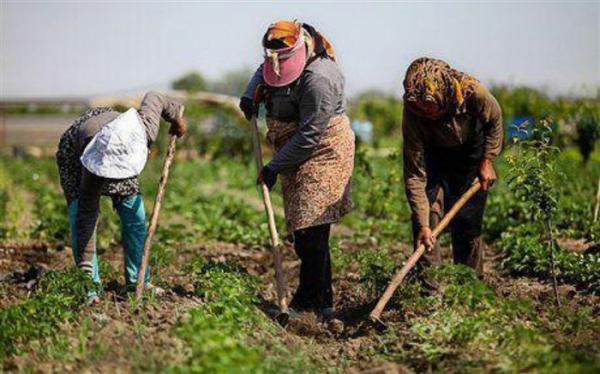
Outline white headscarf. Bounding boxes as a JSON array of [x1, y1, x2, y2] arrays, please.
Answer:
[[80, 108, 148, 179]]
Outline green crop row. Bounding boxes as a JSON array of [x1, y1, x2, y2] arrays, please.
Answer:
[[171, 258, 325, 372], [0, 269, 97, 359], [1, 137, 599, 294], [369, 264, 600, 372], [499, 224, 600, 294]]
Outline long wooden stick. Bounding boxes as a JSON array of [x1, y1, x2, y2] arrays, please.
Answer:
[[135, 135, 177, 300], [250, 114, 289, 317], [370, 181, 482, 322]]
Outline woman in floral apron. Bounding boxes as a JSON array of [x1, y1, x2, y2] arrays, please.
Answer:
[[240, 20, 355, 317]]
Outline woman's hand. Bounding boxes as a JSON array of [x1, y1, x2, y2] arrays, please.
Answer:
[[169, 106, 187, 138], [478, 158, 497, 191], [416, 226, 436, 251], [239, 97, 256, 121], [257, 165, 277, 190], [169, 117, 187, 138]]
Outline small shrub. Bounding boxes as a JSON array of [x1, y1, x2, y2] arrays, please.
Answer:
[[506, 120, 563, 305]]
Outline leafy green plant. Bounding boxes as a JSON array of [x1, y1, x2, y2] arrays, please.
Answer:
[[0, 269, 97, 359], [186, 193, 280, 245], [357, 248, 396, 298], [344, 147, 412, 244], [0, 166, 30, 240], [372, 264, 600, 373], [500, 224, 600, 293], [172, 259, 323, 372], [30, 183, 70, 243], [506, 120, 563, 306]]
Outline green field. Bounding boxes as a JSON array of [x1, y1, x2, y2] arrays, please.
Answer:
[[0, 130, 599, 372]]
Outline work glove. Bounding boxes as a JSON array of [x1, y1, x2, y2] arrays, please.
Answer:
[[239, 96, 257, 121], [257, 164, 277, 190], [416, 226, 436, 252], [478, 158, 497, 191], [169, 106, 187, 138]]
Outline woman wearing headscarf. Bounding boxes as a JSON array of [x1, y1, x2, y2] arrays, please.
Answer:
[[402, 58, 503, 284], [56, 91, 186, 304], [239, 20, 354, 317]]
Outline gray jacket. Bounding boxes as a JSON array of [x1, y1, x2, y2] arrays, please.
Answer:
[[77, 91, 181, 152], [243, 56, 346, 173]]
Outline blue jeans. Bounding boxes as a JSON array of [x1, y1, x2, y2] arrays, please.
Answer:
[[68, 194, 150, 294]]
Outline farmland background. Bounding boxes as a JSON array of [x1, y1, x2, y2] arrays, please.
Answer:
[[1, 1, 599, 372], [1, 73, 599, 372]]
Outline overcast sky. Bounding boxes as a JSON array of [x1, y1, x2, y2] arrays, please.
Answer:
[[1, 1, 598, 98]]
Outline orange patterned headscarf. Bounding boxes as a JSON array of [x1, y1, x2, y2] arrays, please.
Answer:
[[262, 20, 336, 61], [264, 20, 301, 48], [403, 57, 479, 119]]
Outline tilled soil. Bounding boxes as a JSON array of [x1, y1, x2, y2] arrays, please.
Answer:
[[1, 239, 598, 372]]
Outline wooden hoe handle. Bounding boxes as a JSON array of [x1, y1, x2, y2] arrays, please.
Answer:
[[369, 181, 481, 322], [250, 113, 289, 314], [135, 135, 177, 300]]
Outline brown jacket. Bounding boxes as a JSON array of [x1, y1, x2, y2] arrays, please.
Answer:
[[402, 83, 503, 228]]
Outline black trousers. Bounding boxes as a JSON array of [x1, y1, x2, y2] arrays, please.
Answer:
[[414, 175, 487, 277], [290, 224, 333, 310], [416, 125, 488, 277]]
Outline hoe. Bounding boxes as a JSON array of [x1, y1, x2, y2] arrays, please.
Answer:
[[135, 134, 178, 300], [250, 86, 290, 326], [370, 181, 482, 325]]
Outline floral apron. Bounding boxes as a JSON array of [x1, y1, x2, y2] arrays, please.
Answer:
[[266, 114, 355, 232]]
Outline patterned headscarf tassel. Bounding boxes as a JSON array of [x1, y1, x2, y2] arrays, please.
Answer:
[[266, 49, 281, 77], [451, 78, 465, 110], [303, 28, 315, 59]]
